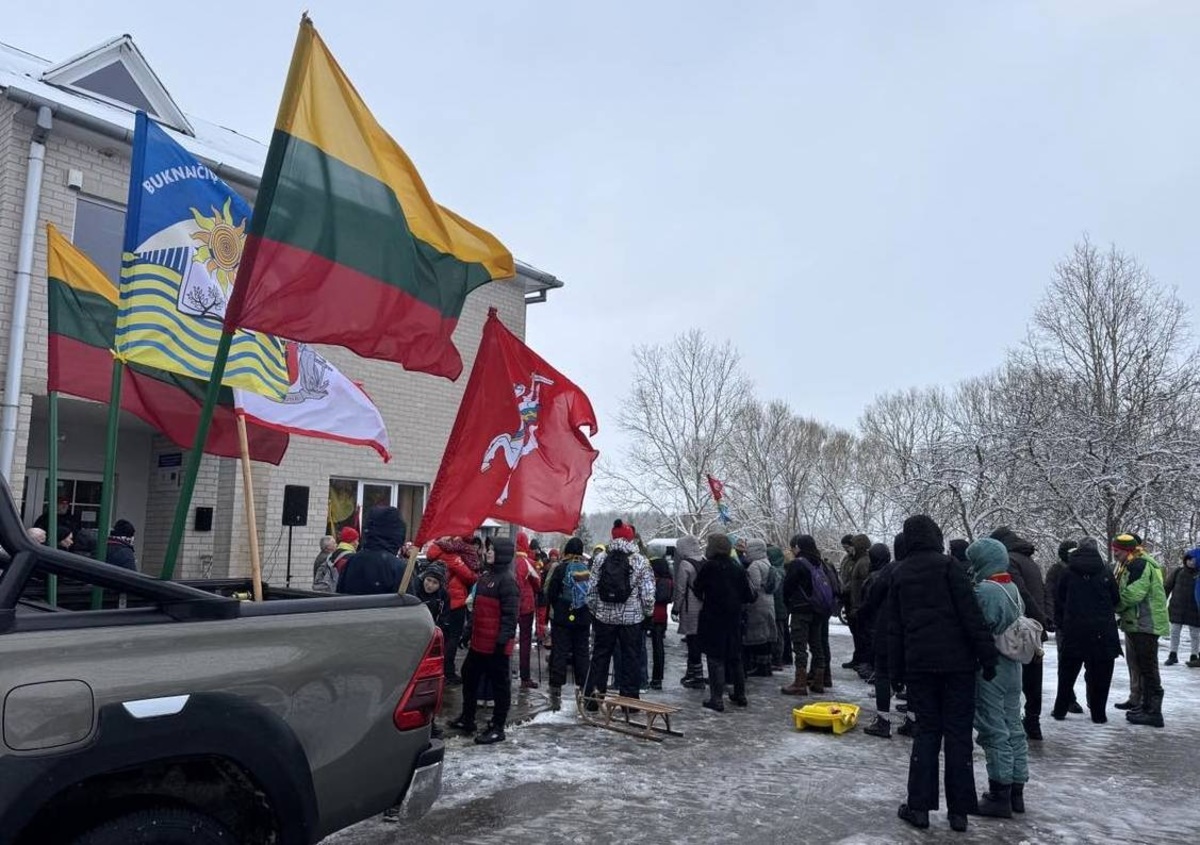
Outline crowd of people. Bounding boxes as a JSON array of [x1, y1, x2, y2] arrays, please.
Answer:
[[308, 506, 1196, 832]]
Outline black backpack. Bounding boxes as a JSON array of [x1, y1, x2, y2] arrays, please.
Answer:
[[597, 548, 633, 604]]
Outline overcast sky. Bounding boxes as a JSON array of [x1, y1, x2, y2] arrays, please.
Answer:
[[8, 1, 1200, 506]]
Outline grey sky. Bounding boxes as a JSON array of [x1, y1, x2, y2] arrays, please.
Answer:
[[8, 1, 1200, 508]]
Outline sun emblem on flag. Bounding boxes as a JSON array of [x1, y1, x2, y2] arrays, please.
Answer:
[[189, 197, 246, 293]]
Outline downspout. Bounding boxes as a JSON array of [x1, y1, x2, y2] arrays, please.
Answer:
[[0, 105, 52, 480]]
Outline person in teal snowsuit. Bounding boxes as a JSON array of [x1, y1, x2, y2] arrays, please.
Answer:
[[966, 538, 1029, 819]]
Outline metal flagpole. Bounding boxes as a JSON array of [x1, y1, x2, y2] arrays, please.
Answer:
[[160, 330, 233, 580], [235, 414, 265, 601]]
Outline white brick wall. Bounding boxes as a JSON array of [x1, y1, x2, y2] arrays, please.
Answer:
[[0, 103, 533, 583]]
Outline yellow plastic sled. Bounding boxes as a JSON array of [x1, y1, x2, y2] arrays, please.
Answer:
[[792, 701, 860, 735]]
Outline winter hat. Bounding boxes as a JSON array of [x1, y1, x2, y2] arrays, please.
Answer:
[[421, 560, 448, 586], [492, 537, 515, 567], [611, 520, 636, 542], [1076, 537, 1100, 555], [339, 526, 359, 544], [1111, 533, 1142, 552], [564, 537, 584, 556], [73, 528, 98, 556], [56, 523, 73, 546], [706, 534, 733, 558], [948, 539, 969, 563], [790, 534, 821, 562], [966, 537, 1009, 580], [1057, 540, 1078, 563], [593, 543, 607, 554], [111, 519, 136, 538], [516, 531, 532, 555], [840, 534, 853, 547]]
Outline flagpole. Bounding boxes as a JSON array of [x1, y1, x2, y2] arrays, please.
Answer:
[[160, 329, 233, 580], [46, 390, 59, 607], [235, 413, 264, 601], [95, 356, 123, 563], [398, 547, 420, 596]]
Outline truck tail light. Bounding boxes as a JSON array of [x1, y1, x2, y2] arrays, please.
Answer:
[[394, 627, 445, 731]]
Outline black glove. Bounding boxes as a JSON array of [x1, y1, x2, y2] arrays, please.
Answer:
[[494, 640, 509, 655], [981, 663, 997, 682]]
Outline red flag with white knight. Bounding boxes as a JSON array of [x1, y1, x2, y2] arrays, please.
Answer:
[[418, 309, 598, 543]]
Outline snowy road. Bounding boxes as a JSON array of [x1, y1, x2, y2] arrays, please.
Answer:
[[329, 625, 1200, 845]]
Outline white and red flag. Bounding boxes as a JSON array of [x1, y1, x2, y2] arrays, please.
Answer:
[[234, 342, 390, 461]]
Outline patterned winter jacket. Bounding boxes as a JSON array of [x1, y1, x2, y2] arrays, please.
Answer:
[[586, 538, 654, 626]]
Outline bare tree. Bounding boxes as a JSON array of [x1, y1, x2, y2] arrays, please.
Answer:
[[598, 331, 752, 536]]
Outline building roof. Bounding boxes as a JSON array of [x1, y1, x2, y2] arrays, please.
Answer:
[[0, 37, 563, 301]]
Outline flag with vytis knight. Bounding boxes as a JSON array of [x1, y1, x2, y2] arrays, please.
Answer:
[[223, 16, 515, 381], [417, 309, 598, 544], [46, 224, 289, 464]]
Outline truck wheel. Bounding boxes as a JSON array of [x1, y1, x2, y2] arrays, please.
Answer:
[[73, 807, 235, 844]]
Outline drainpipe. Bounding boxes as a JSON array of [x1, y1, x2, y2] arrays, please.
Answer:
[[0, 105, 53, 481]]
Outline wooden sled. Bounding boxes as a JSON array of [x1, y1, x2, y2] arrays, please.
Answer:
[[575, 690, 683, 742]]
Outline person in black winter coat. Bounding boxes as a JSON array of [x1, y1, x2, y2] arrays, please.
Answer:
[[105, 519, 138, 571], [694, 534, 754, 712], [1046, 540, 1082, 712], [545, 537, 593, 710], [891, 515, 998, 833], [779, 535, 833, 697], [409, 560, 449, 621], [451, 537, 519, 745], [861, 537, 903, 738], [989, 526, 1048, 740], [337, 507, 408, 595], [1051, 538, 1121, 723]]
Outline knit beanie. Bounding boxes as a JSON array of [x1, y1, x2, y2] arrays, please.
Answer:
[[564, 537, 585, 556], [706, 534, 733, 558], [1057, 540, 1078, 563], [111, 519, 136, 538], [611, 519, 636, 542]]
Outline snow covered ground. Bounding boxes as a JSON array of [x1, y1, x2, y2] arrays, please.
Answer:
[[330, 624, 1200, 845]]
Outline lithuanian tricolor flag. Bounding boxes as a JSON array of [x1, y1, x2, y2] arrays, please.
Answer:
[[46, 225, 289, 464], [224, 17, 515, 381]]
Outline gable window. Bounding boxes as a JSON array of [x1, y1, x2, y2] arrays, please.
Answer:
[[72, 62, 158, 115]]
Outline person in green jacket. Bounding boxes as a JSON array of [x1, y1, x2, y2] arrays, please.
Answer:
[[1112, 533, 1169, 728], [966, 538, 1030, 818]]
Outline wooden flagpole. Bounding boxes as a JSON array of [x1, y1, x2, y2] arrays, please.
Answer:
[[398, 546, 420, 596], [235, 413, 264, 601]]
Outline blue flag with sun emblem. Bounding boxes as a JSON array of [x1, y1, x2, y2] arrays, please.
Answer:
[[115, 111, 288, 398]]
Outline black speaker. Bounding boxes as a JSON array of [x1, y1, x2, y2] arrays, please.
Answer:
[[282, 485, 309, 526], [194, 507, 213, 532]]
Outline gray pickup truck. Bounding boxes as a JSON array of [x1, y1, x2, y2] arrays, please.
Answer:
[[0, 477, 444, 844]]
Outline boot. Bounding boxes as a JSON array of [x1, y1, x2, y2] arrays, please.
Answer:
[[1187, 654, 1200, 668], [809, 666, 826, 694], [897, 716, 916, 737], [1068, 701, 1084, 714], [863, 714, 891, 738], [1127, 689, 1164, 727], [897, 804, 929, 829], [977, 780, 1013, 818], [780, 667, 808, 696], [474, 724, 506, 745], [1010, 782, 1025, 814], [1165, 651, 1178, 666], [823, 666, 833, 688], [949, 813, 968, 832], [1114, 697, 1136, 710], [549, 686, 562, 711], [1023, 715, 1043, 741]]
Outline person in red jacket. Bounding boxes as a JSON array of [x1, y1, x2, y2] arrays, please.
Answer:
[[514, 532, 544, 689], [449, 537, 519, 745], [426, 539, 478, 685]]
